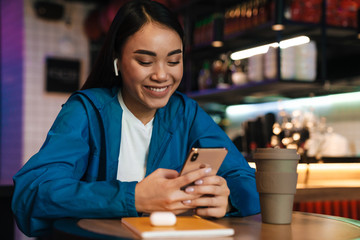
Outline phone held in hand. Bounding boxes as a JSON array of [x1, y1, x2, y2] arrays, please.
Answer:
[[179, 148, 228, 176]]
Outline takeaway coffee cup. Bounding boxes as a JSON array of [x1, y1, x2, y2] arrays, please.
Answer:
[[253, 148, 300, 224]]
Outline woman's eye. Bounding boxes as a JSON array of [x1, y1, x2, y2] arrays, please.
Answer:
[[168, 61, 180, 66], [138, 60, 152, 66]]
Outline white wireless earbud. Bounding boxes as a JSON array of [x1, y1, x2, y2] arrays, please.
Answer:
[[114, 58, 119, 76]]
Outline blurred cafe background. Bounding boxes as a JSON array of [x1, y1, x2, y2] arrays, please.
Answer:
[[1, 0, 360, 239]]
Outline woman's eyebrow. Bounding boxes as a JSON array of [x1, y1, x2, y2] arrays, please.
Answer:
[[167, 49, 182, 56], [134, 49, 156, 56], [133, 49, 182, 57]]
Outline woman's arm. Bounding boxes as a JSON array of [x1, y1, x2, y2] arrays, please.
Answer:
[[12, 97, 138, 237]]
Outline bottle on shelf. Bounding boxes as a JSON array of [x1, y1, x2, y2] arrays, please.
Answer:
[[213, 53, 232, 89], [193, 15, 215, 47], [223, 0, 272, 40], [230, 60, 247, 86], [295, 41, 317, 81], [281, 46, 296, 80], [287, 0, 358, 29], [252, 0, 260, 26], [247, 54, 264, 82], [197, 61, 212, 91], [264, 46, 277, 80], [258, 0, 269, 24], [224, 5, 242, 39]]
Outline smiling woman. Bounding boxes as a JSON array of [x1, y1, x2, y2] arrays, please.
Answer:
[[11, 0, 260, 238], [117, 22, 183, 123]]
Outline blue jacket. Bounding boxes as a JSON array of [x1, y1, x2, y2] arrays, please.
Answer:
[[12, 87, 260, 237]]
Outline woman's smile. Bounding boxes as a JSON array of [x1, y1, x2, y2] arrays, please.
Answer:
[[144, 85, 171, 97]]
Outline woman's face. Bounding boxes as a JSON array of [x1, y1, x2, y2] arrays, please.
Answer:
[[118, 22, 183, 122]]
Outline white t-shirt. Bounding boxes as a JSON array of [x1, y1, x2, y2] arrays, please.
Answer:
[[116, 91, 154, 182]]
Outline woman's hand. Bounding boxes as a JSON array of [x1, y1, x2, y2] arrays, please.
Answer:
[[134, 167, 212, 215], [182, 175, 230, 218]]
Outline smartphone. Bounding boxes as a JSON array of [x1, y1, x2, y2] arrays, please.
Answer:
[[179, 148, 228, 176]]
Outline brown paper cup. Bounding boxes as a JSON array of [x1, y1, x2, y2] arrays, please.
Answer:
[[253, 148, 300, 224]]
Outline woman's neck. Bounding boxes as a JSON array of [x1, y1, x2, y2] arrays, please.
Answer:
[[121, 90, 156, 125]]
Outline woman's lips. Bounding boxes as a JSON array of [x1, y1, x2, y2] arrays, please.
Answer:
[[144, 85, 171, 97], [146, 86, 168, 92]]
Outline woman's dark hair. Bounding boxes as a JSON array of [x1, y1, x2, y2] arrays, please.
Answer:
[[81, 0, 185, 90]]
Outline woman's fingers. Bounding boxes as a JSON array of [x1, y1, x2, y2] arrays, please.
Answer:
[[184, 176, 230, 196], [181, 175, 230, 218], [195, 175, 226, 186], [195, 205, 227, 218], [182, 194, 229, 217], [183, 194, 222, 207], [183, 194, 229, 218], [174, 167, 212, 188]]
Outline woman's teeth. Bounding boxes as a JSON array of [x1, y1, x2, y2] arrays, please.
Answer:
[[147, 87, 167, 92]]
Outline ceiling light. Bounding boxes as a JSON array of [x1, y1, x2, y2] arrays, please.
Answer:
[[230, 43, 277, 60], [230, 36, 310, 60], [212, 41, 224, 48], [272, 24, 284, 31], [279, 36, 310, 49], [273, 0, 284, 31]]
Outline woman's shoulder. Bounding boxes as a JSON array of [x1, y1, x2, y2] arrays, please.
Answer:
[[74, 87, 117, 100], [69, 87, 118, 109]]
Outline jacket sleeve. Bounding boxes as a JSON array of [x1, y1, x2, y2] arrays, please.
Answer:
[[11, 96, 138, 237], [188, 102, 260, 217]]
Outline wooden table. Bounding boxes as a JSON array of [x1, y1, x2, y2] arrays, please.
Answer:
[[52, 212, 360, 240]]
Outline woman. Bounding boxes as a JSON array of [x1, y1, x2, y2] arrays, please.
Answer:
[[12, 0, 260, 237]]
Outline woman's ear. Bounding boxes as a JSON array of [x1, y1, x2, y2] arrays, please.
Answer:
[[114, 58, 119, 76]]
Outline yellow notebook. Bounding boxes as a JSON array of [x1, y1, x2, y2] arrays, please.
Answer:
[[121, 216, 234, 239]]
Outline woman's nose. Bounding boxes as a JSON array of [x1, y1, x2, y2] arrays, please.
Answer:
[[151, 64, 168, 82]]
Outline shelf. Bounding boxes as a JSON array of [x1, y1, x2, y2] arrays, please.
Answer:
[[180, 1, 360, 106], [185, 77, 360, 105], [186, 80, 319, 105], [188, 21, 360, 58], [187, 22, 276, 60], [180, 0, 360, 54]]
